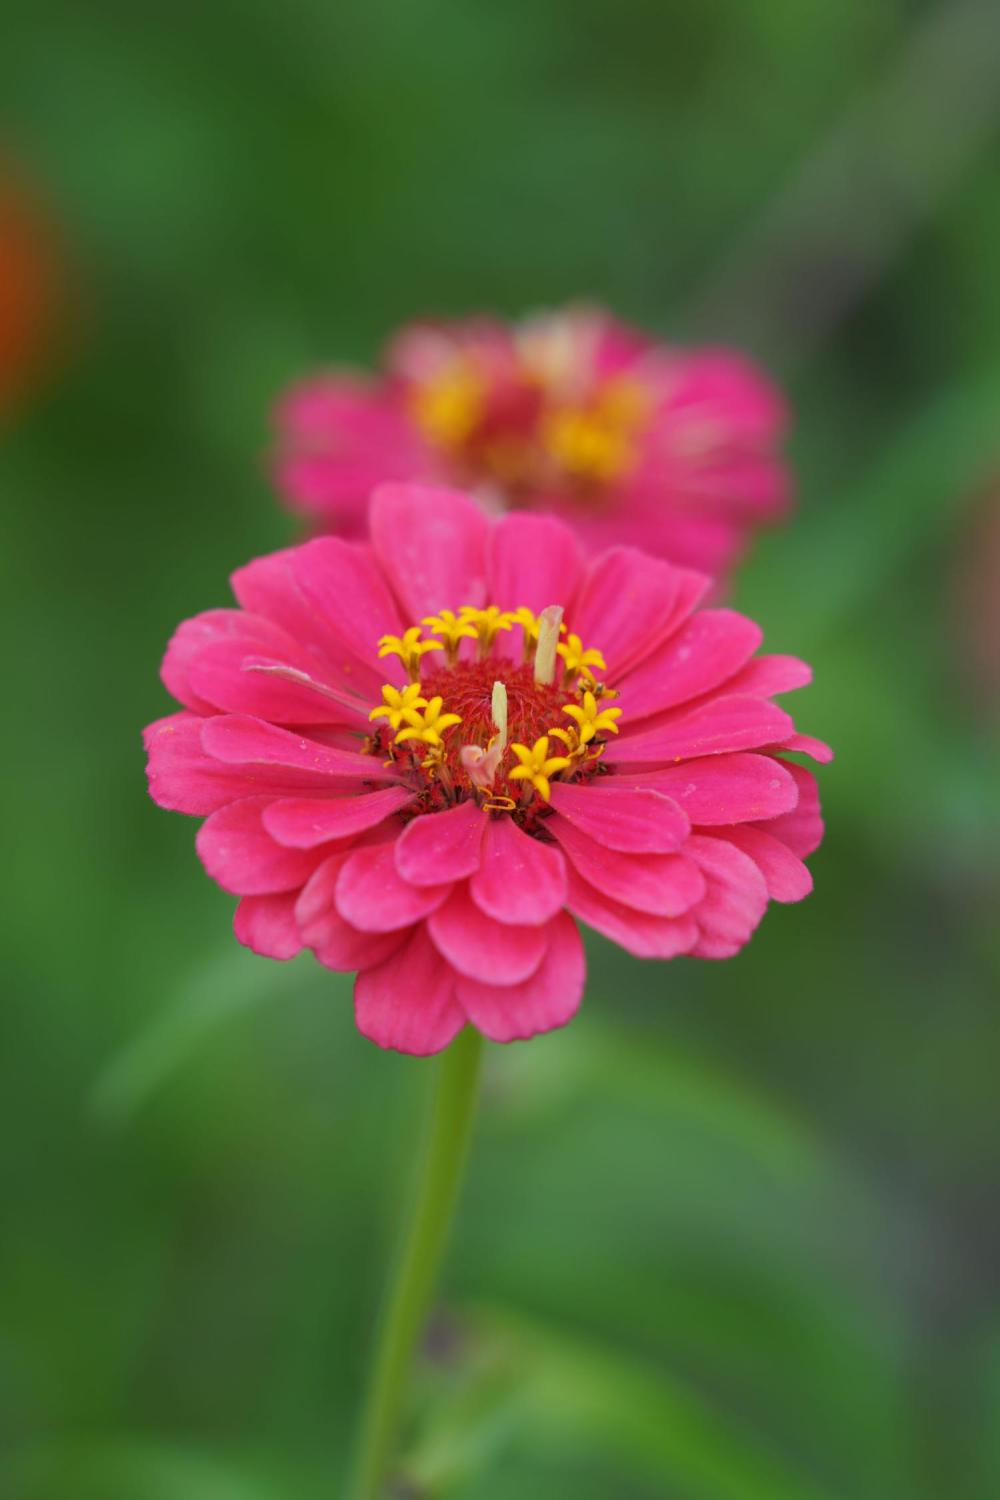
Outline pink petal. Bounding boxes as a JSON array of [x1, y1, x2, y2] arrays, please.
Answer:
[[776, 733, 834, 764], [295, 854, 405, 970], [335, 841, 452, 932], [547, 780, 689, 853], [230, 547, 383, 694], [551, 815, 705, 916], [752, 762, 823, 858], [428, 884, 546, 985], [291, 536, 407, 684], [714, 826, 813, 903], [233, 892, 303, 960], [189, 641, 366, 725], [201, 714, 397, 785], [608, 695, 794, 763], [196, 797, 322, 895], [237, 656, 371, 725], [718, 654, 812, 699], [369, 483, 488, 618], [637, 752, 799, 824], [262, 786, 414, 848], [618, 610, 762, 720], [469, 817, 567, 925], [456, 911, 584, 1042], [572, 548, 710, 678], [684, 834, 770, 959], [394, 800, 486, 886], [161, 609, 297, 714], [354, 926, 467, 1055], [143, 712, 262, 816], [565, 868, 697, 959], [487, 512, 583, 614]]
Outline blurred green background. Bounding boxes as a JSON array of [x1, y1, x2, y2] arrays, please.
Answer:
[[3, 2, 1000, 1496]]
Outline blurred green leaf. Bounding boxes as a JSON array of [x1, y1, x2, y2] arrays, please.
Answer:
[[740, 363, 1000, 646], [90, 945, 314, 1122], [6, 1442, 316, 1500], [424, 1305, 841, 1500]]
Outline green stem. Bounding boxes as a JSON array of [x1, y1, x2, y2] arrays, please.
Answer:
[[348, 1026, 484, 1500]]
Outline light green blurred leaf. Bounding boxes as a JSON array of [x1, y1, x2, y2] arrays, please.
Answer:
[[740, 363, 1000, 646], [6, 1442, 315, 1500], [90, 945, 318, 1123], [415, 1305, 842, 1500]]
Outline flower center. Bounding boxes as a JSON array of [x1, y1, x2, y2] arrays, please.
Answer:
[[408, 341, 651, 496], [368, 605, 621, 822]]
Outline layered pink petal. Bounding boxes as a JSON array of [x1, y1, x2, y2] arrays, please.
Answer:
[[354, 925, 467, 1056], [456, 911, 584, 1042], [487, 512, 583, 615], [229, 548, 384, 696], [551, 815, 705, 916], [273, 375, 430, 529], [161, 609, 298, 715], [201, 715, 398, 786], [295, 853, 406, 970], [565, 868, 697, 959], [548, 780, 689, 853], [718, 654, 812, 699], [752, 762, 823, 858], [609, 696, 794, 764], [573, 547, 709, 678], [233, 892, 304, 960], [428, 885, 546, 985], [262, 786, 413, 848], [196, 798, 322, 895], [776, 733, 834, 764], [189, 642, 366, 725], [292, 537, 407, 684], [637, 752, 799, 825], [335, 842, 451, 932], [394, 800, 485, 886], [617, 610, 762, 720], [469, 817, 567, 925], [370, 483, 488, 618], [715, 826, 813, 903], [684, 834, 770, 959], [144, 712, 277, 816]]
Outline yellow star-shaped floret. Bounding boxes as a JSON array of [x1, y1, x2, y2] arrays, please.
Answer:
[[557, 632, 607, 681], [395, 695, 463, 748], [560, 689, 622, 745], [422, 609, 479, 656], [507, 735, 572, 802], [369, 682, 429, 732], [459, 605, 514, 651], [378, 627, 443, 680]]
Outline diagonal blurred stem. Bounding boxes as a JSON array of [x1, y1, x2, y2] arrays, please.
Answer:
[[348, 1026, 484, 1500], [682, 0, 1000, 371]]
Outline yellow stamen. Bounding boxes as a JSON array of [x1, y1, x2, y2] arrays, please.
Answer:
[[507, 735, 572, 802], [459, 604, 515, 653], [369, 682, 429, 731], [558, 633, 606, 682], [561, 689, 622, 745], [378, 627, 443, 681], [422, 608, 479, 659], [394, 695, 463, 748], [411, 361, 483, 448]]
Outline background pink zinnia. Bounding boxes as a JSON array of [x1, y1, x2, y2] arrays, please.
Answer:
[[145, 485, 827, 1055], [273, 307, 791, 582]]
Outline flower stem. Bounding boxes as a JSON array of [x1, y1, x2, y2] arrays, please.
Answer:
[[347, 1026, 484, 1500]]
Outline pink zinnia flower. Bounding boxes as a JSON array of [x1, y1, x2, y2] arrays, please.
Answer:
[[144, 486, 827, 1055], [274, 307, 791, 580]]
